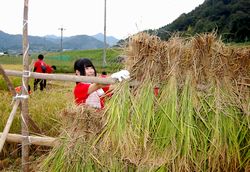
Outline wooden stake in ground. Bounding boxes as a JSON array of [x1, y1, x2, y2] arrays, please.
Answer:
[[0, 100, 21, 152], [22, 0, 30, 171], [0, 64, 16, 96], [0, 64, 42, 134]]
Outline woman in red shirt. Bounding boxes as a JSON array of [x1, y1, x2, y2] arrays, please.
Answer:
[[73, 58, 130, 109], [74, 58, 110, 108]]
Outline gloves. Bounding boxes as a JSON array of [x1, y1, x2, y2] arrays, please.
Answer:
[[96, 88, 105, 96], [111, 70, 130, 82]]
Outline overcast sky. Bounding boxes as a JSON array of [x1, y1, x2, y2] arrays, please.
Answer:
[[0, 0, 204, 39]]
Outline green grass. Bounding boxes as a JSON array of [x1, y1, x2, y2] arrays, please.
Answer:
[[35, 48, 123, 73], [225, 41, 250, 48], [1, 47, 249, 171], [0, 81, 74, 136], [1, 74, 249, 171], [36, 77, 250, 171], [0, 48, 124, 74]]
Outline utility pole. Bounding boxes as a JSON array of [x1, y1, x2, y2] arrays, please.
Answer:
[[103, 0, 107, 67], [58, 27, 65, 52], [44, 37, 47, 51]]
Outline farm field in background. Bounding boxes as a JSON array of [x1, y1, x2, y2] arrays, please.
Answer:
[[0, 48, 123, 74], [0, 48, 123, 91], [0, 34, 250, 171]]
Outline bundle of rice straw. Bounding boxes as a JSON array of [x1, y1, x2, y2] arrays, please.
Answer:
[[125, 32, 250, 91], [60, 105, 106, 140], [37, 105, 107, 171]]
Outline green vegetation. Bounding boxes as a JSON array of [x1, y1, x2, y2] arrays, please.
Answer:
[[149, 0, 250, 43], [0, 86, 72, 136], [0, 34, 249, 171], [0, 48, 123, 92], [0, 48, 123, 74], [1, 76, 249, 171], [38, 78, 250, 171], [43, 48, 123, 73]]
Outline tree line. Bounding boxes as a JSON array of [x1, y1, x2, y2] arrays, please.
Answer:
[[149, 0, 250, 42]]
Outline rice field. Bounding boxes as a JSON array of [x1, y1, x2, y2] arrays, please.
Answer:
[[0, 32, 250, 171], [0, 48, 123, 74]]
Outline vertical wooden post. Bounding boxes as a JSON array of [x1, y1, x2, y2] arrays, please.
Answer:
[[102, 0, 107, 67], [22, 0, 30, 171]]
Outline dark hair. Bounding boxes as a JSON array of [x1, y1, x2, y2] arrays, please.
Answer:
[[74, 58, 97, 76], [102, 71, 107, 75], [51, 65, 57, 70], [38, 54, 44, 60]]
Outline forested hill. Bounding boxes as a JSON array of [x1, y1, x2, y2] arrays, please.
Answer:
[[152, 0, 250, 42]]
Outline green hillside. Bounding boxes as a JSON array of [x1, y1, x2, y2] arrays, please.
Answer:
[[151, 0, 250, 42]]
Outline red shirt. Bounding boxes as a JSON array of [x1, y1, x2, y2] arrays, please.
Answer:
[[74, 82, 110, 109], [45, 64, 54, 73], [34, 59, 46, 73], [74, 83, 91, 105]]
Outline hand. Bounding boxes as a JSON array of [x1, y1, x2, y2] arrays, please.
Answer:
[[96, 88, 105, 96], [111, 70, 130, 82]]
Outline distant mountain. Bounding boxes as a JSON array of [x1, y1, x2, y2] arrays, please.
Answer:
[[63, 35, 104, 50], [92, 33, 119, 46], [0, 31, 120, 53], [151, 0, 250, 42], [44, 35, 59, 40], [0, 31, 59, 53]]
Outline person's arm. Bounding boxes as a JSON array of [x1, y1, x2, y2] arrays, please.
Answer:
[[88, 69, 130, 94], [88, 83, 106, 94]]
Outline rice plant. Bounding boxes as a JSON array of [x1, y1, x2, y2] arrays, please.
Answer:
[[2, 32, 250, 171]]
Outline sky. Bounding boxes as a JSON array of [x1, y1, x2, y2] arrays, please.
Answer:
[[0, 0, 204, 39]]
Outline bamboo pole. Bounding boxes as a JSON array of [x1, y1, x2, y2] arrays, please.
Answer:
[[0, 64, 42, 135], [4, 69, 117, 84], [22, 0, 30, 171], [0, 100, 21, 152], [0, 64, 16, 96], [0, 133, 57, 147]]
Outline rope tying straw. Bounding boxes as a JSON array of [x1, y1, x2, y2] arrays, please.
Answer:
[[22, 70, 30, 94], [13, 94, 29, 100], [21, 112, 29, 131], [27, 136, 32, 145], [23, 19, 28, 27], [23, 70, 30, 78], [23, 44, 29, 58]]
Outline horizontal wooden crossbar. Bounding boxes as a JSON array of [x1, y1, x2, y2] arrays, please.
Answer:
[[4, 70, 116, 85], [0, 132, 57, 147]]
